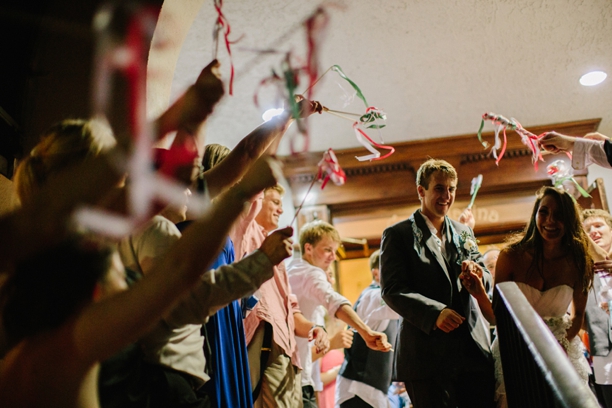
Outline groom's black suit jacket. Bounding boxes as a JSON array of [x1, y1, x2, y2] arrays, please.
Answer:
[[380, 210, 492, 381]]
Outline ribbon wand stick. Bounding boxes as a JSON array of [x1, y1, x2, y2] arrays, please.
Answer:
[[467, 174, 483, 209]]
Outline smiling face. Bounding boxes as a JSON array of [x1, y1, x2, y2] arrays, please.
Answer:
[[255, 189, 283, 232], [418, 171, 457, 222], [535, 194, 565, 244], [584, 216, 612, 253], [304, 234, 339, 271]]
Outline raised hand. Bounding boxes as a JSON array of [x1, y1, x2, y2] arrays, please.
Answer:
[[458, 208, 475, 229], [291, 95, 323, 118], [310, 326, 330, 354], [459, 260, 487, 297], [259, 226, 293, 265], [538, 131, 576, 154], [156, 59, 225, 137], [435, 308, 465, 333], [330, 329, 354, 350], [362, 330, 392, 352]]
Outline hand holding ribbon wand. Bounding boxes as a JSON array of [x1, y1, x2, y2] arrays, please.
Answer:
[[476, 112, 545, 170], [290, 148, 346, 226]]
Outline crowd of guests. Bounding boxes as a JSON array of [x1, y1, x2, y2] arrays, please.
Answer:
[[1, 12, 612, 406]]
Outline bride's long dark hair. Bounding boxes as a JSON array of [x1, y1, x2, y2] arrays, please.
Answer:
[[506, 186, 593, 293]]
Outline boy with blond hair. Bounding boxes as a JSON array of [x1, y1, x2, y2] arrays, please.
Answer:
[[288, 220, 391, 408]]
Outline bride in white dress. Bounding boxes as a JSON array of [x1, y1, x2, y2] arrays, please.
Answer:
[[460, 186, 593, 407]]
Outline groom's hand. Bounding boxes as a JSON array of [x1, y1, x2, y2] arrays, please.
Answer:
[[435, 308, 465, 333]]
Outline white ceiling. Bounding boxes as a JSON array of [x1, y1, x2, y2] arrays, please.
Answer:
[[156, 0, 612, 157]]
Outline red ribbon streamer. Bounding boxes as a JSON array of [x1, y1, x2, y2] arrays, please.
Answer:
[[291, 148, 345, 226], [317, 148, 346, 188], [214, 0, 236, 95]]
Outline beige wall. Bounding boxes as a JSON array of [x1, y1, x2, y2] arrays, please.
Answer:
[[337, 258, 373, 305], [0, 175, 18, 216]]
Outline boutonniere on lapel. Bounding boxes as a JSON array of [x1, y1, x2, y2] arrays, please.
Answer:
[[451, 224, 479, 264], [460, 231, 479, 252]]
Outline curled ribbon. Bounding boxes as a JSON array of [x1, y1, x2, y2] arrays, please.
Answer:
[[353, 123, 395, 162], [477, 112, 545, 170]]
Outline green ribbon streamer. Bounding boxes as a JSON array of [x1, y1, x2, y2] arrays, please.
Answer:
[[332, 65, 368, 107], [469, 185, 480, 208], [476, 119, 489, 149], [553, 177, 591, 198], [360, 111, 386, 129]]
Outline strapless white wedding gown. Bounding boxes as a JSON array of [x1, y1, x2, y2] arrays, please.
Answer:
[[492, 282, 590, 408]]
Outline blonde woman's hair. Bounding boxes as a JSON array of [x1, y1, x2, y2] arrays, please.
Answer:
[[14, 118, 114, 204]]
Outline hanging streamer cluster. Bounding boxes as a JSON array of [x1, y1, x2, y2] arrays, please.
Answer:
[[468, 174, 483, 209], [476, 112, 544, 169], [546, 160, 590, 198], [254, 8, 330, 154]]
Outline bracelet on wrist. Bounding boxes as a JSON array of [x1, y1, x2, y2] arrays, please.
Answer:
[[312, 324, 327, 333]]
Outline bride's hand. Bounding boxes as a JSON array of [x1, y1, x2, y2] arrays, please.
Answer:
[[460, 261, 486, 297]]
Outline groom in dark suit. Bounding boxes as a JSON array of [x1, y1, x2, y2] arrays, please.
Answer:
[[380, 159, 494, 408]]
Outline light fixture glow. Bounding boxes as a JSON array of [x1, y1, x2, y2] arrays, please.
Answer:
[[580, 71, 607, 86], [262, 108, 284, 121]]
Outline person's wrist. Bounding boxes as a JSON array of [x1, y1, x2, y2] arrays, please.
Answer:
[[312, 324, 327, 333]]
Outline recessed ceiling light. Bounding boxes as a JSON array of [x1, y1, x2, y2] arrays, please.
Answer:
[[262, 108, 284, 121], [579, 71, 607, 86]]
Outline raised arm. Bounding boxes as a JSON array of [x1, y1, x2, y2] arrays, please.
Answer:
[[74, 157, 279, 361], [335, 305, 391, 352], [0, 152, 124, 269], [155, 60, 224, 144], [201, 98, 321, 198]]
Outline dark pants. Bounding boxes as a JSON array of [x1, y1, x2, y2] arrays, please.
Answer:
[[339, 395, 373, 407], [145, 363, 212, 408], [302, 385, 318, 408], [405, 366, 494, 408], [595, 383, 612, 408]]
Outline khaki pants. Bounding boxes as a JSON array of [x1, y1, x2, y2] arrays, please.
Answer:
[[248, 323, 302, 408]]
